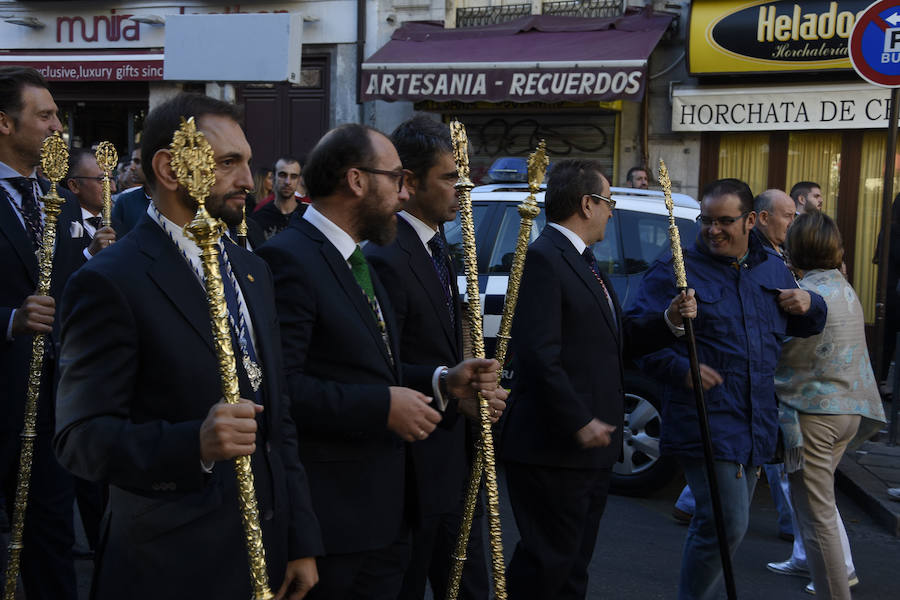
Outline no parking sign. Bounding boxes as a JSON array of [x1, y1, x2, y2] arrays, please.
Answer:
[[850, 0, 900, 86]]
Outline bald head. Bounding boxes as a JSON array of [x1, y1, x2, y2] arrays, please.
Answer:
[[754, 189, 795, 250]]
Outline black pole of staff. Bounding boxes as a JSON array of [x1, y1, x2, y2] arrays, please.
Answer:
[[680, 304, 737, 600]]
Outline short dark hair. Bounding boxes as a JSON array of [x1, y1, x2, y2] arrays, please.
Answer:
[[66, 148, 95, 180], [785, 211, 843, 271], [303, 123, 378, 200], [273, 156, 301, 171], [626, 165, 650, 183], [140, 93, 243, 191], [544, 159, 606, 223], [0, 66, 49, 125], [789, 181, 819, 206], [390, 115, 452, 183], [701, 178, 754, 214]]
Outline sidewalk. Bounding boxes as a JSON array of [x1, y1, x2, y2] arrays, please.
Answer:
[[835, 407, 900, 537]]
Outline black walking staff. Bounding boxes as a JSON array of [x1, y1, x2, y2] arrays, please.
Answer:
[[659, 159, 737, 600]]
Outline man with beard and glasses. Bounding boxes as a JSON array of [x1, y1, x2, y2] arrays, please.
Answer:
[[256, 123, 502, 600], [54, 93, 323, 599], [627, 178, 827, 600]]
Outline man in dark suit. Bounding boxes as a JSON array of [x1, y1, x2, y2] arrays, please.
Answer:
[[365, 115, 502, 600], [257, 123, 501, 600], [54, 93, 323, 599], [0, 65, 81, 600], [65, 148, 120, 256], [500, 159, 696, 599]]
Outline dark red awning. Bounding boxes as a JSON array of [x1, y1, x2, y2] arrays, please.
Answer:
[[361, 9, 673, 103]]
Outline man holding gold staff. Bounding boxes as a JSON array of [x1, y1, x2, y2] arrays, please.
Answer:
[[257, 123, 502, 600], [0, 65, 81, 600], [365, 115, 502, 600], [627, 178, 826, 600], [500, 159, 697, 600], [54, 93, 323, 599], [65, 148, 120, 258]]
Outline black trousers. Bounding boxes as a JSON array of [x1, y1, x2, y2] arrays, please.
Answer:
[[306, 525, 411, 600], [0, 430, 77, 600], [505, 461, 611, 600], [398, 496, 489, 600]]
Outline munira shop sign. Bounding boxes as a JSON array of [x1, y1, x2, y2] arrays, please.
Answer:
[[689, 0, 872, 74]]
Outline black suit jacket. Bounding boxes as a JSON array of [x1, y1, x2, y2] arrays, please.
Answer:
[[366, 216, 468, 517], [0, 181, 85, 434], [257, 214, 409, 555], [500, 226, 672, 470], [54, 214, 322, 598], [110, 186, 149, 238]]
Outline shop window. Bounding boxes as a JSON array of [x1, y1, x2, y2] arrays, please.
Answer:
[[854, 132, 900, 323], [717, 133, 769, 196], [458, 112, 616, 186], [786, 132, 841, 221]]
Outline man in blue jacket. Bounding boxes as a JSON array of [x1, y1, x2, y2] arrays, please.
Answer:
[[627, 178, 827, 600]]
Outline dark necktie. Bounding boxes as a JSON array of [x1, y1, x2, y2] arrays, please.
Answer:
[[582, 247, 617, 326], [86, 216, 102, 233], [427, 232, 455, 327], [217, 250, 263, 407], [7, 177, 43, 251]]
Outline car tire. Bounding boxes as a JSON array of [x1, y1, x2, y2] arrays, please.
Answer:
[[610, 373, 679, 496]]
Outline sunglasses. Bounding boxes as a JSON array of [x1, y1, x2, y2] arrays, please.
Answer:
[[355, 167, 406, 193], [69, 175, 106, 182]]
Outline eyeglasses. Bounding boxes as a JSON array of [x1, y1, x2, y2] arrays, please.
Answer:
[[355, 167, 405, 193], [69, 175, 106, 182], [589, 193, 616, 210], [697, 211, 750, 227]]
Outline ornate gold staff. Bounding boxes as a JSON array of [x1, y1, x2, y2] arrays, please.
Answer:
[[172, 117, 273, 600], [3, 133, 68, 600], [660, 159, 737, 600], [447, 120, 507, 600], [95, 141, 118, 228], [446, 141, 547, 600]]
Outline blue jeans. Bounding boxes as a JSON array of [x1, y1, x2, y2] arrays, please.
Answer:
[[763, 463, 793, 536], [678, 458, 758, 600]]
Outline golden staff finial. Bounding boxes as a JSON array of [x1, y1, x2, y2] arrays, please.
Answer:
[[659, 159, 687, 289], [173, 117, 273, 600], [4, 132, 68, 600], [95, 141, 118, 228]]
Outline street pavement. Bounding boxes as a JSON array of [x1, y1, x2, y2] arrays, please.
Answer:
[[53, 464, 900, 599]]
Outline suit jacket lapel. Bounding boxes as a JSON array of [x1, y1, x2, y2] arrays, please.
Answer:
[[300, 219, 395, 370], [139, 218, 215, 353], [0, 187, 38, 286], [398, 218, 458, 356], [547, 228, 618, 340]]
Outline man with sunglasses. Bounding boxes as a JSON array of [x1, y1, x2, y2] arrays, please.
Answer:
[[500, 159, 696, 599], [627, 178, 827, 600], [257, 123, 502, 599], [65, 148, 120, 257]]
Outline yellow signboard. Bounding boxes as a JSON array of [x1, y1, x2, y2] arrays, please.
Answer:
[[689, 0, 870, 74]]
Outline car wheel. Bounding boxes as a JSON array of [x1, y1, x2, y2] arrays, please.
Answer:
[[610, 375, 678, 496]]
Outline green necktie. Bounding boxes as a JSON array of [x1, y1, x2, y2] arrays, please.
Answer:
[[348, 246, 376, 306], [348, 246, 394, 365]]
